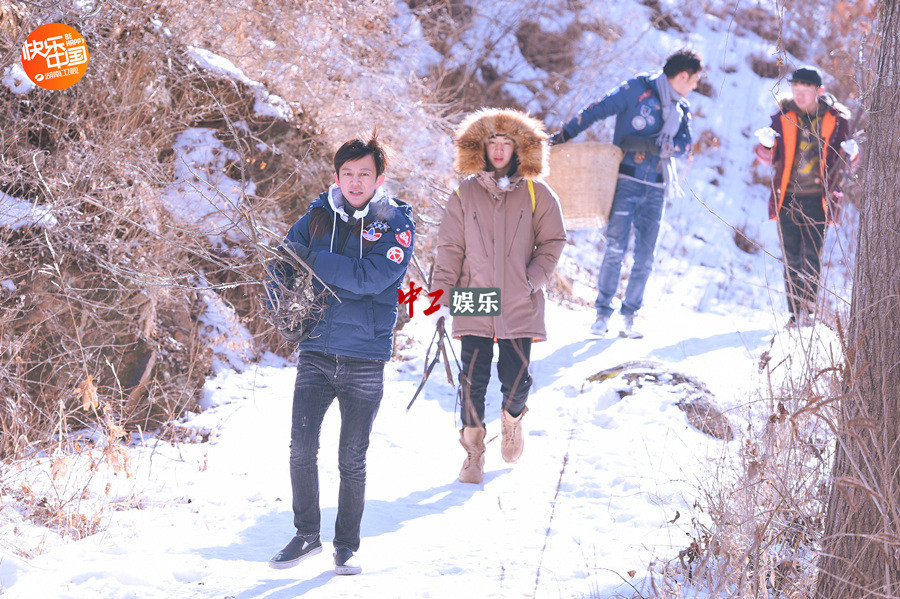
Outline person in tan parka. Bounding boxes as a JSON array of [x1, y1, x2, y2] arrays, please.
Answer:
[[431, 108, 566, 484]]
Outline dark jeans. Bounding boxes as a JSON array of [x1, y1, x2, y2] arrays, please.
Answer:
[[778, 194, 827, 317], [289, 350, 384, 552], [458, 336, 532, 427], [595, 178, 666, 317]]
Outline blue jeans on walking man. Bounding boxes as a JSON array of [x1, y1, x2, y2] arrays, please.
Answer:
[[290, 350, 384, 553], [595, 178, 666, 318]]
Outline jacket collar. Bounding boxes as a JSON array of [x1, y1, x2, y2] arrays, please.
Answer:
[[326, 184, 388, 222], [474, 171, 524, 197]]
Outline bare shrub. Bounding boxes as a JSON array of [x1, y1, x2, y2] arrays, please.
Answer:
[[405, 0, 474, 56], [1, 0, 445, 463], [783, 37, 808, 61], [515, 20, 580, 74], [694, 76, 715, 98], [733, 226, 761, 255], [640, 0, 686, 33], [749, 54, 783, 79], [428, 63, 525, 115], [162, 0, 456, 277], [0, 420, 137, 541], [0, 4, 224, 458], [578, 14, 623, 42], [737, 6, 781, 42], [650, 327, 845, 597], [692, 130, 722, 155]]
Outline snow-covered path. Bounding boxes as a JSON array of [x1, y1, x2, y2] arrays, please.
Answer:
[[3, 298, 778, 599]]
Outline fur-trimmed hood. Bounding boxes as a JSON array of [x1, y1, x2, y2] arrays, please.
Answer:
[[453, 108, 549, 180], [776, 92, 851, 119]]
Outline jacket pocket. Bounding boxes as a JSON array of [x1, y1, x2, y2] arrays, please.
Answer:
[[472, 211, 490, 259], [507, 209, 525, 257], [461, 261, 472, 288], [332, 299, 375, 340]]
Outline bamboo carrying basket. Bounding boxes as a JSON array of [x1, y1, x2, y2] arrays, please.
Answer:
[[544, 141, 624, 230]]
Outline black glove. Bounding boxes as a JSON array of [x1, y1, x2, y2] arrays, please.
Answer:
[[548, 129, 569, 146], [278, 324, 309, 344], [272, 310, 310, 343]]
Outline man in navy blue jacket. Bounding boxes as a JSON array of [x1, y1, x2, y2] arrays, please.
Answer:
[[266, 134, 414, 575], [550, 50, 702, 338]]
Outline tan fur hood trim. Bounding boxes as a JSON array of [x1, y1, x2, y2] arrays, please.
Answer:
[[777, 92, 850, 119], [453, 108, 549, 180]]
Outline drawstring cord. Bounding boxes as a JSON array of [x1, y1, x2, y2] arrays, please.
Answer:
[[330, 210, 337, 254], [328, 199, 364, 259]]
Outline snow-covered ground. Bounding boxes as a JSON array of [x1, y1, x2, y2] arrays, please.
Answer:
[[1, 1, 859, 597], [2, 294, 800, 599]]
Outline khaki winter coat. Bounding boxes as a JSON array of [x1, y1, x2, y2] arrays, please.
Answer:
[[432, 108, 567, 341]]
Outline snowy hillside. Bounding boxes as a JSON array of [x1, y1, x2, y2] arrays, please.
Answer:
[[0, 1, 858, 598]]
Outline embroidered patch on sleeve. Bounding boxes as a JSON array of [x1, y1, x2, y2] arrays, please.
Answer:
[[386, 246, 404, 264], [395, 230, 412, 248]]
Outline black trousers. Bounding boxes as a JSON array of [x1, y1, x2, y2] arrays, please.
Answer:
[[777, 194, 827, 318], [458, 336, 532, 427]]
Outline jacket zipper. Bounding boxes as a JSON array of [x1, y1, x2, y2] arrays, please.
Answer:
[[507, 209, 524, 257], [472, 211, 490, 258], [324, 215, 358, 354]]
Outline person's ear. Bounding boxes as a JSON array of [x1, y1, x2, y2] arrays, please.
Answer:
[[334, 173, 340, 185], [375, 174, 386, 188]]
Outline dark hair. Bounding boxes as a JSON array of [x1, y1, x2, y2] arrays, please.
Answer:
[[663, 49, 703, 78], [333, 130, 390, 176]]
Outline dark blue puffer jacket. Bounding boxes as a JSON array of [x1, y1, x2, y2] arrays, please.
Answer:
[[561, 72, 692, 183], [267, 185, 415, 360]]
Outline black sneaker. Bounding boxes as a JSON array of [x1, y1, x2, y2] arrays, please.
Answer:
[[268, 533, 322, 569], [333, 546, 362, 575]]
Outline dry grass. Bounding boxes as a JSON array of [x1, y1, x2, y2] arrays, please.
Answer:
[[640, 0, 686, 33], [749, 53, 784, 80], [406, 0, 474, 56], [0, 0, 453, 474], [645, 319, 849, 597]]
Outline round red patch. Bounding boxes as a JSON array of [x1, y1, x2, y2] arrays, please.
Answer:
[[386, 247, 404, 264]]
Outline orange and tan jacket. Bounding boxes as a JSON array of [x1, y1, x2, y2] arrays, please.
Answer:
[[756, 95, 851, 225]]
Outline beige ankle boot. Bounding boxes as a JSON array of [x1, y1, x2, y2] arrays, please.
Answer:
[[458, 427, 486, 484], [500, 407, 528, 463]]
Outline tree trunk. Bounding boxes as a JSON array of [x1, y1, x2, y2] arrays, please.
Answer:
[[817, 1, 900, 597]]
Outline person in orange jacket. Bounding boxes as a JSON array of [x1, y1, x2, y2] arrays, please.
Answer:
[[754, 66, 859, 327]]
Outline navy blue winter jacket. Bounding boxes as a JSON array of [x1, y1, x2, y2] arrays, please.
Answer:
[[267, 185, 415, 361], [561, 73, 692, 182]]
